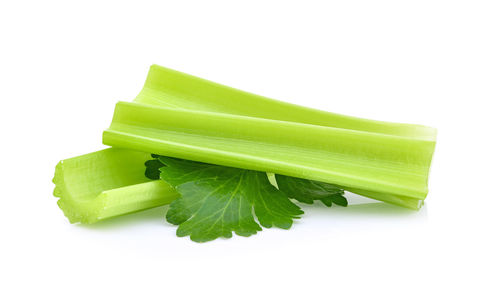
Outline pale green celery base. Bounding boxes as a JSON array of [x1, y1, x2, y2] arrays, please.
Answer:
[[53, 148, 178, 224], [103, 102, 435, 208], [126, 65, 436, 209]]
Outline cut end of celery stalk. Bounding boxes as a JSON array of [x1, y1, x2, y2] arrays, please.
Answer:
[[53, 148, 179, 224]]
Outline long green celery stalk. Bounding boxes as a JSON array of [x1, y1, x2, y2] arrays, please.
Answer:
[[103, 65, 436, 209], [136, 65, 436, 140], [53, 148, 178, 224]]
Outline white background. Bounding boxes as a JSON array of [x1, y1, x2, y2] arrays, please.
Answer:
[[1, 1, 499, 299]]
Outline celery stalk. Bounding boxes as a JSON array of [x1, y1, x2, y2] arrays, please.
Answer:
[[135, 65, 436, 140], [53, 148, 179, 224], [104, 65, 436, 209], [125, 65, 436, 209], [103, 101, 435, 209]]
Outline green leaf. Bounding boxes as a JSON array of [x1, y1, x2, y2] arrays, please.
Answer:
[[321, 194, 348, 207], [145, 157, 164, 180], [157, 156, 304, 242], [275, 174, 348, 207]]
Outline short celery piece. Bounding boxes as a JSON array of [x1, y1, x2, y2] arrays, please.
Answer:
[[53, 148, 179, 224], [103, 65, 436, 210]]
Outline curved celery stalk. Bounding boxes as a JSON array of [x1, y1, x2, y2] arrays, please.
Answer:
[[53, 148, 178, 224], [103, 102, 435, 209]]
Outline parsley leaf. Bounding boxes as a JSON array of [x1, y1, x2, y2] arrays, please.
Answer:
[[274, 174, 348, 207], [156, 157, 304, 242]]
